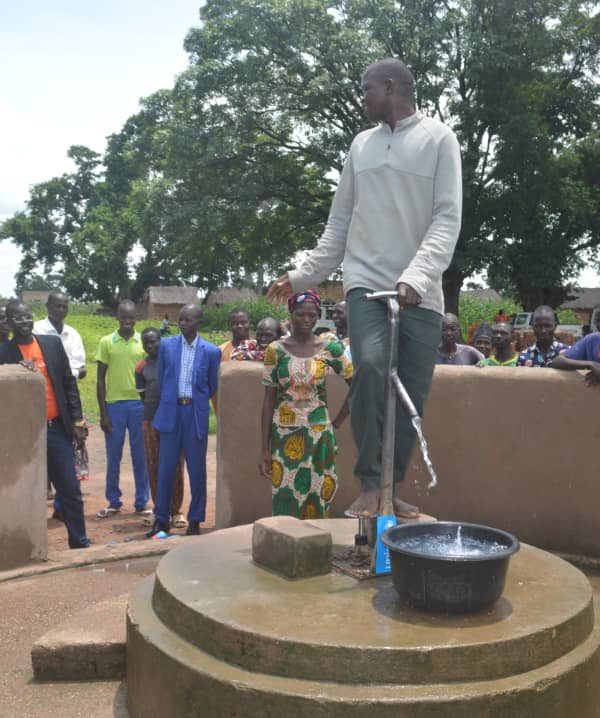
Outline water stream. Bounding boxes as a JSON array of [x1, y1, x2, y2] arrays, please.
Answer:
[[410, 416, 438, 491]]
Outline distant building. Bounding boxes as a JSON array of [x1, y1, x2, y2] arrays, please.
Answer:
[[204, 287, 258, 307], [317, 280, 344, 304], [142, 286, 200, 320], [459, 289, 503, 303], [21, 290, 50, 305], [560, 288, 600, 324]]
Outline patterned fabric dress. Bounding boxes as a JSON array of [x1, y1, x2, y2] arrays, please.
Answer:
[[262, 339, 353, 518]]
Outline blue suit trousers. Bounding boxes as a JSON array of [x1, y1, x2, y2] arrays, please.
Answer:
[[155, 403, 207, 525]]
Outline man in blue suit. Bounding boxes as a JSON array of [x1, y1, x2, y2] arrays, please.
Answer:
[[147, 304, 220, 537]]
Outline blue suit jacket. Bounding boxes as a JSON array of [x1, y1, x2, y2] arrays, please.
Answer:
[[152, 334, 220, 439]]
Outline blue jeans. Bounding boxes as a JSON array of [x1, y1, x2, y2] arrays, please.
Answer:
[[104, 400, 149, 510], [47, 421, 89, 548], [154, 403, 207, 525]]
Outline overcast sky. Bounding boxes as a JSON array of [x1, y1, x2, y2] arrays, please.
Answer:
[[0, 0, 203, 296], [1, 1, 597, 297]]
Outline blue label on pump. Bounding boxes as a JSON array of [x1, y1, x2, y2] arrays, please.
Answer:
[[375, 515, 397, 575]]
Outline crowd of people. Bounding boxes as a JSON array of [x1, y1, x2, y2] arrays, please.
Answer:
[[2, 57, 600, 551], [0, 289, 598, 548], [0, 290, 356, 546], [435, 305, 595, 373]]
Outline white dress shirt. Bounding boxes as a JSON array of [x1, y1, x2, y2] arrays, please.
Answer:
[[34, 317, 86, 378], [178, 335, 198, 398]]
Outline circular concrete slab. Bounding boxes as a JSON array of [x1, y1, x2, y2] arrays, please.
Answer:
[[150, 520, 593, 685]]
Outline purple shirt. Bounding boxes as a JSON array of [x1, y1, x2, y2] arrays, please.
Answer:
[[563, 333, 600, 362], [436, 344, 483, 366]]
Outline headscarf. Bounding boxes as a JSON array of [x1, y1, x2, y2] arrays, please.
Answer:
[[287, 289, 321, 315]]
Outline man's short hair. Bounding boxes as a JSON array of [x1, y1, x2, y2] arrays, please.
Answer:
[[363, 58, 415, 97], [47, 290, 68, 305], [181, 303, 203, 320], [228, 306, 249, 320], [141, 326, 160, 339], [5, 298, 29, 320], [117, 299, 136, 313], [532, 305, 558, 324]]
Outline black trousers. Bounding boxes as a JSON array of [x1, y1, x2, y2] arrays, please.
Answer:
[[47, 421, 89, 548]]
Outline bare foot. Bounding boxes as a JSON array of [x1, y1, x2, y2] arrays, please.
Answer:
[[393, 496, 419, 519], [347, 489, 380, 517]]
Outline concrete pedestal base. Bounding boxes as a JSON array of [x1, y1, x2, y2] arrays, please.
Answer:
[[127, 520, 600, 717]]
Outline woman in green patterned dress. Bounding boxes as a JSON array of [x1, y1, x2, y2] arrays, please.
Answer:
[[260, 290, 353, 518]]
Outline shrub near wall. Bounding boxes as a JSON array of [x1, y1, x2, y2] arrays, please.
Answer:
[[201, 297, 287, 332]]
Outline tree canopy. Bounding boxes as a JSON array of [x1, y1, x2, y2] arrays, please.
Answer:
[[2, 0, 599, 310]]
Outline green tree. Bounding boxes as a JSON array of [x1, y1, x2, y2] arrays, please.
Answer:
[[179, 0, 600, 311], [3, 0, 599, 311], [0, 145, 136, 306]]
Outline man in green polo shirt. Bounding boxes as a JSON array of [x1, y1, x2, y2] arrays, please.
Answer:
[[96, 300, 150, 517]]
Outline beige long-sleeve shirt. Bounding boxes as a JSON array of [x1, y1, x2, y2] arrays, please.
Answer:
[[288, 112, 462, 315]]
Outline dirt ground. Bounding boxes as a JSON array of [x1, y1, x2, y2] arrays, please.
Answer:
[[47, 424, 217, 555], [0, 426, 217, 718], [0, 556, 160, 718]]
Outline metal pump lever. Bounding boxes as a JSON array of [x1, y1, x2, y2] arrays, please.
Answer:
[[364, 290, 438, 499]]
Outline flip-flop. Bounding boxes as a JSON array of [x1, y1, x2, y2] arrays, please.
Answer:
[[96, 507, 121, 518], [172, 514, 188, 528]]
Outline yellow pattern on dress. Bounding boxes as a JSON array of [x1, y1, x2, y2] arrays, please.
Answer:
[[264, 344, 276, 366], [278, 404, 297, 425], [313, 358, 326, 380], [271, 460, 283, 488], [321, 474, 336, 502], [283, 433, 305, 461]]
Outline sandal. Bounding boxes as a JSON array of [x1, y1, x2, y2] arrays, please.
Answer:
[[135, 507, 153, 516], [96, 506, 121, 518], [172, 513, 188, 529], [142, 515, 154, 526]]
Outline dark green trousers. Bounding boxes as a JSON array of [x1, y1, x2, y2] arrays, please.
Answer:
[[347, 288, 441, 490]]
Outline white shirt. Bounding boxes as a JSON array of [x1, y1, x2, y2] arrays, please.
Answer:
[[34, 317, 86, 377], [288, 112, 462, 315]]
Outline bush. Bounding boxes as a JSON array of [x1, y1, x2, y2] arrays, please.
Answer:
[[201, 297, 287, 331], [457, 296, 523, 337]]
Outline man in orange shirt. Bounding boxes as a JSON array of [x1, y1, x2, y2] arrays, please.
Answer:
[[0, 300, 90, 549]]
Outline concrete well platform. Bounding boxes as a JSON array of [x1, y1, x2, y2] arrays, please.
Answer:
[[127, 519, 600, 717]]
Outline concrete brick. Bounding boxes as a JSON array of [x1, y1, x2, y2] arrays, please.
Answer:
[[252, 516, 332, 578], [31, 594, 127, 680]]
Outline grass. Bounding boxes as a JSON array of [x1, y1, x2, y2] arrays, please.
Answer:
[[32, 308, 227, 430]]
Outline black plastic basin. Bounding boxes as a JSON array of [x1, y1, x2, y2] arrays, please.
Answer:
[[381, 521, 520, 613]]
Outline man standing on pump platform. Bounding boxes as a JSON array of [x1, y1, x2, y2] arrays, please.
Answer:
[[268, 58, 462, 518]]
